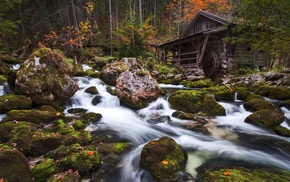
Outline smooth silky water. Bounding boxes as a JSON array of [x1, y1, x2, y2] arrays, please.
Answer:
[[64, 76, 290, 182]]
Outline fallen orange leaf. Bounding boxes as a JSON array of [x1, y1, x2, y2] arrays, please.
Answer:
[[161, 160, 168, 165], [56, 112, 61, 116], [223, 171, 231, 176], [150, 141, 156, 145], [87, 151, 94, 155], [0, 178, 4, 182]]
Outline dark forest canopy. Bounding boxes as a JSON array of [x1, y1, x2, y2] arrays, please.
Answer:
[[0, 0, 289, 63]]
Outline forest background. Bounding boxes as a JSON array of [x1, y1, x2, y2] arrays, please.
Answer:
[[0, 0, 289, 67]]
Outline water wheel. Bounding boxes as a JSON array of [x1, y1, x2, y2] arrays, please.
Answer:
[[202, 51, 219, 78]]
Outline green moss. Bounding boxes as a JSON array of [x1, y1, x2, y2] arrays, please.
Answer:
[[245, 108, 285, 129], [199, 168, 290, 182], [44, 144, 81, 160], [32, 158, 56, 182], [245, 94, 264, 102], [281, 100, 290, 110], [269, 87, 290, 100], [273, 126, 290, 137], [204, 85, 235, 101], [0, 94, 33, 114], [84, 86, 99, 95], [0, 121, 18, 143], [72, 120, 86, 130], [33, 48, 51, 57], [181, 78, 214, 88], [53, 119, 75, 135], [244, 99, 278, 112], [0, 149, 32, 182], [59, 150, 101, 176], [254, 86, 272, 96], [62, 130, 92, 146], [0, 75, 7, 83]]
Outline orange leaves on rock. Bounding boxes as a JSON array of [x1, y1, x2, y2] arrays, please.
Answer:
[[55, 112, 61, 116], [0, 178, 4, 182], [223, 171, 231, 176], [87, 151, 94, 155], [150, 141, 156, 145], [161, 160, 169, 165]]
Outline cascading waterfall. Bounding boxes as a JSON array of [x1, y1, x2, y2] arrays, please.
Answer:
[[64, 76, 290, 181]]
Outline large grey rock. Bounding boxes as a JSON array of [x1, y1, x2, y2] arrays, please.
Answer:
[[15, 48, 78, 106]]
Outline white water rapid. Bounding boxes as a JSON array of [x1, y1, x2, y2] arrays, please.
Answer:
[[63, 76, 290, 181]]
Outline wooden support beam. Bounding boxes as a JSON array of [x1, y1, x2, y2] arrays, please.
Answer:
[[198, 35, 209, 64]]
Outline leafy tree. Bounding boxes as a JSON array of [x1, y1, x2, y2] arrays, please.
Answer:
[[232, 0, 290, 67], [0, 0, 19, 49]]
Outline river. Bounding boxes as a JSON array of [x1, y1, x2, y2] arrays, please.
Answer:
[[63, 76, 290, 181]]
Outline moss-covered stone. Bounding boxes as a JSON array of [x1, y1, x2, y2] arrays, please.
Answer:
[[0, 121, 18, 143], [168, 90, 225, 117], [81, 112, 102, 124], [269, 87, 290, 100], [44, 144, 82, 160], [62, 130, 92, 146], [205, 85, 235, 101], [243, 99, 279, 112], [181, 78, 215, 88], [32, 158, 56, 182], [139, 136, 186, 181], [198, 168, 290, 182], [59, 150, 101, 176], [245, 93, 265, 102], [30, 132, 62, 156], [254, 85, 272, 96], [84, 86, 99, 95], [3, 109, 62, 123], [100, 61, 129, 85], [8, 122, 37, 154], [72, 120, 86, 130], [273, 126, 290, 137], [245, 108, 285, 129], [0, 94, 33, 114], [46, 170, 81, 182], [172, 111, 196, 120], [53, 119, 75, 135], [97, 142, 131, 157], [236, 89, 250, 101], [0, 61, 11, 74], [0, 149, 32, 182], [85, 69, 100, 78]]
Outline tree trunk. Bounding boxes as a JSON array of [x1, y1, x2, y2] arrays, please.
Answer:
[[71, 0, 82, 52], [109, 0, 113, 55], [139, 0, 142, 30]]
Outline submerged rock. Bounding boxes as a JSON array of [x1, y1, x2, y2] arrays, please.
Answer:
[[115, 68, 161, 109], [139, 136, 186, 181], [15, 48, 79, 107]]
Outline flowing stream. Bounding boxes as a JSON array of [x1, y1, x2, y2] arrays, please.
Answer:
[[64, 76, 290, 181]]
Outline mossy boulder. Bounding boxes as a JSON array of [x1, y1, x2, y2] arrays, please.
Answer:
[[46, 170, 81, 182], [62, 130, 92, 146], [243, 99, 279, 112], [44, 144, 82, 160], [236, 89, 250, 101], [97, 142, 131, 157], [84, 86, 99, 95], [0, 94, 33, 114], [100, 61, 129, 85], [72, 120, 86, 130], [269, 87, 290, 100], [81, 112, 102, 124], [172, 110, 196, 120], [204, 85, 235, 101], [30, 132, 62, 156], [0, 121, 18, 143], [139, 136, 186, 181], [168, 90, 225, 117], [245, 93, 265, 102], [273, 126, 290, 137], [181, 78, 215, 88], [0, 149, 31, 182], [59, 150, 101, 176], [8, 122, 37, 154], [53, 119, 75, 135], [32, 158, 56, 182], [254, 85, 272, 96], [245, 108, 285, 129], [198, 168, 290, 182], [15, 48, 79, 106], [2, 109, 62, 123]]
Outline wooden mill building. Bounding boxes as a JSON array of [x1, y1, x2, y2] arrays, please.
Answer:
[[159, 11, 269, 77]]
